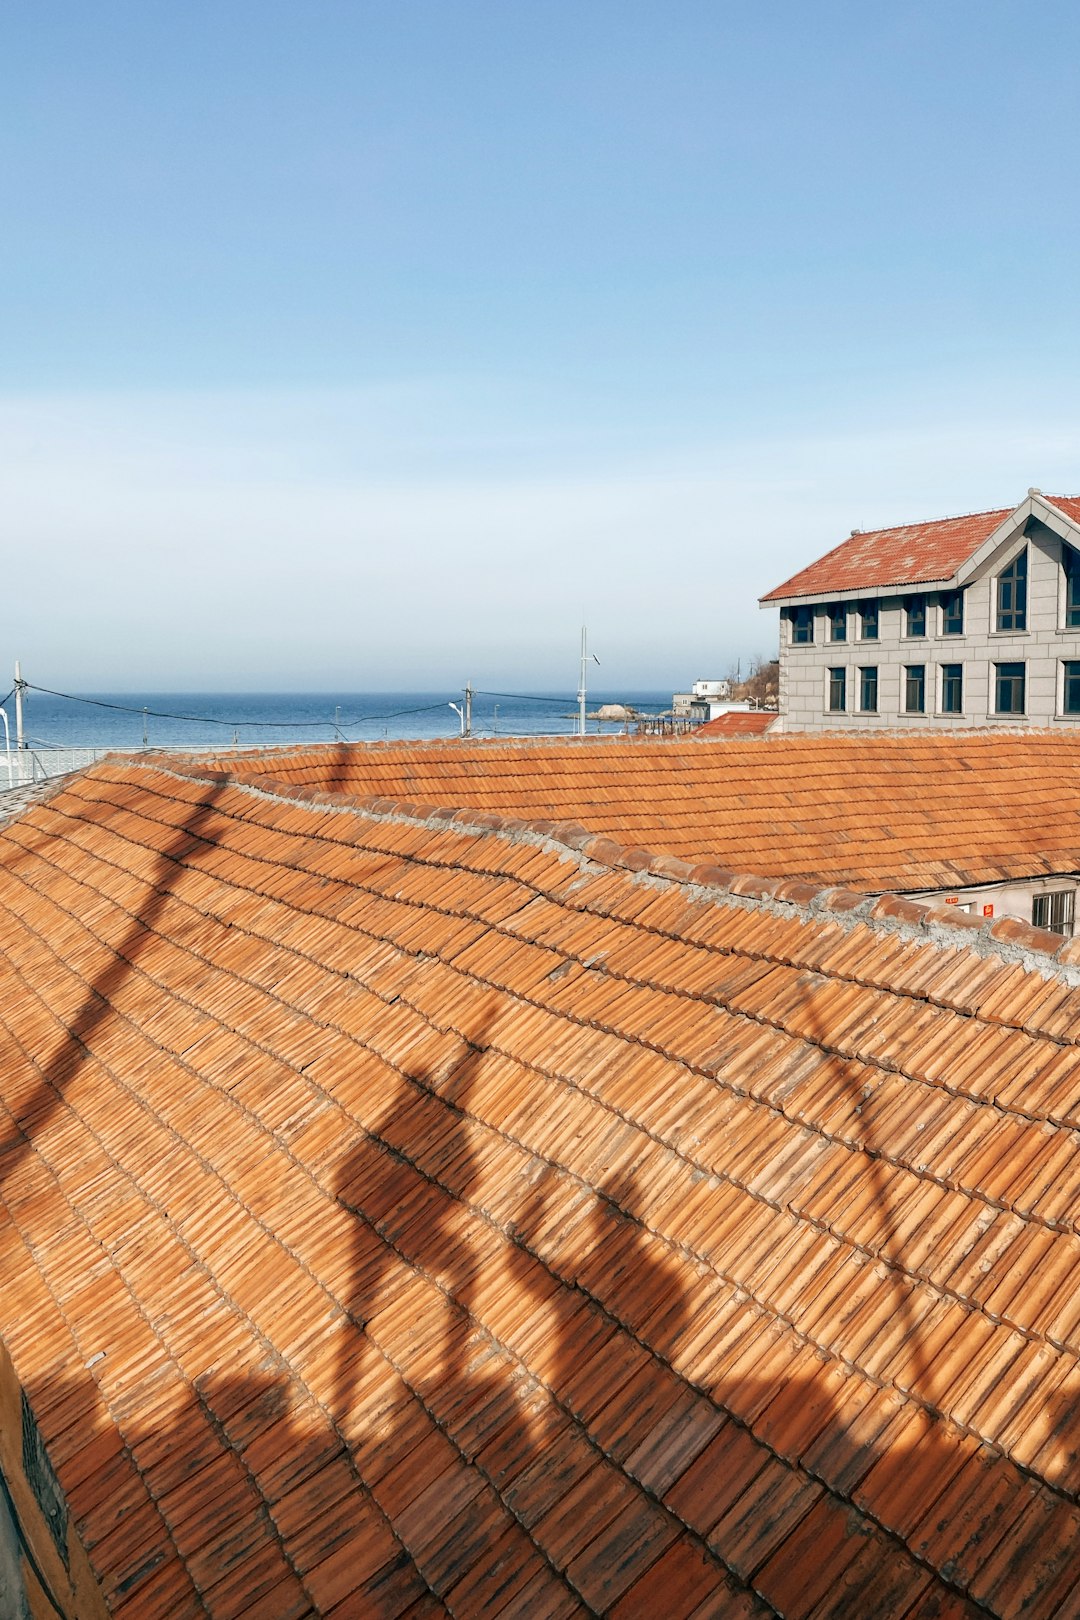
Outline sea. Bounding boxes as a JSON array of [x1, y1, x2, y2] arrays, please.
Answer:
[[12, 688, 674, 754]]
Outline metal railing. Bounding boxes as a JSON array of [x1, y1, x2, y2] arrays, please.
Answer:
[[0, 748, 112, 789], [0, 742, 286, 792]]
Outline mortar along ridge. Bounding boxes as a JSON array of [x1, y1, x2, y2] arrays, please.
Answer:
[[116, 753, 1080, 987]]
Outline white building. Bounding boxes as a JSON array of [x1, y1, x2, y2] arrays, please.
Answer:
[[671, 678, 734, 721], [761, 489, 1080, 731]]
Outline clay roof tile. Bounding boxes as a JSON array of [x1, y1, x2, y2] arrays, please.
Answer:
[[2, 754, 1080, 1616]]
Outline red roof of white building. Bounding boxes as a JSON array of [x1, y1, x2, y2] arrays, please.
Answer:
[[761, 493, 1080, 603], [693, 710, 776, 737]]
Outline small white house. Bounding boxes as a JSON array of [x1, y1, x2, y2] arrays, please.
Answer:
[[672, 678, 734, 720]]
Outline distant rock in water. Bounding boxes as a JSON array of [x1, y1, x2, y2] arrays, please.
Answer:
[[589, 702, 637, 721]]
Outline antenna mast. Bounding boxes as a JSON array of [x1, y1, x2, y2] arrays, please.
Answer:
[[14, 660, 25, 750]]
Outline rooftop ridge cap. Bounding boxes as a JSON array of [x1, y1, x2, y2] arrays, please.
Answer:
[[184, 734, 649, 766], [763, 723, 1069, 741], [100, 754, 1080, 989]]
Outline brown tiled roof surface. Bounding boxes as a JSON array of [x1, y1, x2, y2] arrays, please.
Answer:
[[761, 494, 1080, 604], [760, 507, 1014, 602], [1047, 494, 1080, 527], [213, 732, 1080, 893], [4, 756, 1080, 1617], [693, 712, 776, 738]]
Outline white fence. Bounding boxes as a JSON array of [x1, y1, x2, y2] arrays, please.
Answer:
[[0, 748, 113, 789], [0, 743, 279, 791]]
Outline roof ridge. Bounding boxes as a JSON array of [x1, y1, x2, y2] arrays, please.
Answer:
[[850, 500, 1014, 537], [108, 752, 1080, 987], [211, 733, 642, 757]]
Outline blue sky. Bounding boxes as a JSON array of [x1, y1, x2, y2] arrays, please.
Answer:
[[4, 1, 1080, 689]]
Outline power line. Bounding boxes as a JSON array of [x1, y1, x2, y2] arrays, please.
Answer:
[[23, 684, 452, 732], [472, 688, 665, 713], [472, 689, 578, 704]]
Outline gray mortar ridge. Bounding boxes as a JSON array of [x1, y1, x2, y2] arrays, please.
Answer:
[[93, 754, 1080, 992]]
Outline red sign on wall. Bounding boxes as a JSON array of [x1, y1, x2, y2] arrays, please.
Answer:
[[983, 904, 994, 918]]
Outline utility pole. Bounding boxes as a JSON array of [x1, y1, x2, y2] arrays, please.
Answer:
[[577, 627, 599, 736], [14, 660, 25, 750], [464, 682, 473, 738]]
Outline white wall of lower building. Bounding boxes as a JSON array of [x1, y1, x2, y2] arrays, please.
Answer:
[[903, 873, 1079, 935]]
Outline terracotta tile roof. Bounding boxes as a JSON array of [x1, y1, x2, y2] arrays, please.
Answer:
[[3, 756, 1080, 1617], [761, 492, 1080, 604], [212, 732, 1080, 893], [760, 506, 1015, 602], [693, 711, 776, 738], [764, 495, 1073, 605], [1047, 494, 1080, 526]]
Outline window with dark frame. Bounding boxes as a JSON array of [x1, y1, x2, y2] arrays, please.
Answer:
[[790, 605, 814, 644], [995, 661, 1025, 714], [905, 594, 926, 637], [996, 549, 1028, 632], [1032, 890, 1075, 937], [940, 589, 964, 636], [828, 667, 846, 712], [859, 666, 878, 712], [941, 663, 963, 714], [828, 602, 847, 642], [1064, 661, 1080, 715], [859, 599, 879, 640], [905, 664, 925, 714], [1064, 545, 1080, 628]]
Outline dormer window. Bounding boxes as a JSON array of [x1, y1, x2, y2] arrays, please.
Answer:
[[827, 603, 847, 642], [996, 549, 1027, 632], [1064, 544, 1080, 628]]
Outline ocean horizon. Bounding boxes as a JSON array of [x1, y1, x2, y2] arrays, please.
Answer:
[[9, 688, 675, 753]]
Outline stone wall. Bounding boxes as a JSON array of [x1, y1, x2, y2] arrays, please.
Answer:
[[773, 523, 1080, 731]]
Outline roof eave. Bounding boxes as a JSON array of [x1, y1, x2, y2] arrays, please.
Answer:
[[760, 577, 957, 609]]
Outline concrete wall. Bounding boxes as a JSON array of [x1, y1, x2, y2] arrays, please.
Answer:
[[772, 522, 1080, 731], [0, 1337, 107, 1620]]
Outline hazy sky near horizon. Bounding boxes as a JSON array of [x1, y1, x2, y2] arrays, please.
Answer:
[[4, 1, 1080, 692]]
